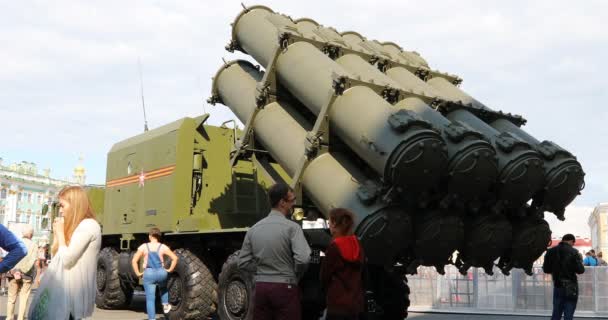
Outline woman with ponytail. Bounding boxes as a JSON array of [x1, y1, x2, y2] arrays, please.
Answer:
[[320, 208, 365, 320]]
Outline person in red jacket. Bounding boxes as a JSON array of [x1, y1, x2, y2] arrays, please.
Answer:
[[320, 208, 365, 320]]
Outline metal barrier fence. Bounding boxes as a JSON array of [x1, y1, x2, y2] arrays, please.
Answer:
[[408, 265, 608, 317]]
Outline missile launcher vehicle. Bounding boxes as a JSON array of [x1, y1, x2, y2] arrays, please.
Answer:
[[87, 4, 585, 320]]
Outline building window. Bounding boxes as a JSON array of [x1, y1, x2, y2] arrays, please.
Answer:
[[17, 192, 22, 202], [0, 189, 6, 199], [27, 193, 32, 203]]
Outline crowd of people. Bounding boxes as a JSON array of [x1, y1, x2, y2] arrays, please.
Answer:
[[0, 186, 101, 320], [1, 182, 605, 320], [583, 249, 607, 266], [0, 183, 368, 320]]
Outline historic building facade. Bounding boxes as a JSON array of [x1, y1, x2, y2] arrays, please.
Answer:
[[588, 203, 608, 256], [0, 158, 85, 244]]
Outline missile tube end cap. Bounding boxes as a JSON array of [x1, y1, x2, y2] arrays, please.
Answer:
[[230, 5, 275, 51]]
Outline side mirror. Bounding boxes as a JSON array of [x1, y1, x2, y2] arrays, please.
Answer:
[[41, 204, 49, 216]]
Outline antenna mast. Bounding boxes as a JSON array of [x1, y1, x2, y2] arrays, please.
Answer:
[[138, 58, 149, 132]]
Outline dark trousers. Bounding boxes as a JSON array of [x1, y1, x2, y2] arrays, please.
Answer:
[[253, 282, 301, 320], [551, 287, 577, 320]]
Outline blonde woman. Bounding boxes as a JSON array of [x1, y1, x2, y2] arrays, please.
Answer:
[[31, 186, 101, 320]]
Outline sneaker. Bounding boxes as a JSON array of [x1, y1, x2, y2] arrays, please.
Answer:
[[163, 303, 171, 314]]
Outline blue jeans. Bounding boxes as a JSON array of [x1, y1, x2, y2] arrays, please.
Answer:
[[143, 268, 168, 320], [551, 286, 577, 320]]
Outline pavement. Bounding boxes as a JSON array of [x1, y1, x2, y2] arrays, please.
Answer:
[[0, 289, 163, 320], [1, 290, 607, 320], [409, 313, 539, 319], [408, 312, 608, 319]]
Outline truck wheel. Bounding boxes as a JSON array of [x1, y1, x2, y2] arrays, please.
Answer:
[[218, 251, 254, 320], [375, 270, 410, 320], [166, 248, 217, 320], [96, 247, 133, 309]]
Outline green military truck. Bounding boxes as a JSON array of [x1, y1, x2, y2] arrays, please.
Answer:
[[91, 116, 291, 320], [85, 4, 585, 320], [89, 113, 412, 320]]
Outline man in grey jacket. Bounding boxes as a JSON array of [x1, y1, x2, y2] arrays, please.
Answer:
[[239, 183, 311, 320]]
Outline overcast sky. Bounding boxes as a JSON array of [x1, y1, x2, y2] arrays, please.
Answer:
[[1, 1, 606, 236]]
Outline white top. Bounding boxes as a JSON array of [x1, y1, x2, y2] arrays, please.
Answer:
[[137, 242, 168, 268], [57, 218, 101, 319]]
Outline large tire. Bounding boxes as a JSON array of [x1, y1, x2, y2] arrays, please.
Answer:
[[218, 251, 255, 320], [166, 248, 217, 320], [96, 247, 133, 309], [378, 272, 410, 320]]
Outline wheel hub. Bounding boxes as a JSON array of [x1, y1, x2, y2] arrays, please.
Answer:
[[226, 279, 248, 316]]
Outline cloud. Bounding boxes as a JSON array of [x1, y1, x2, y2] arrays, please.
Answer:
[[1, 0, 606, 210], [546, 205, 595, 239]]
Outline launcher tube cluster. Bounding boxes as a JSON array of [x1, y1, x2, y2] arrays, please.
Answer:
[[209, 5, 585, 276]]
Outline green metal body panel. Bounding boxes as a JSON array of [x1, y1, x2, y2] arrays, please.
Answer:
[[101, 115, 276, 237], [86, 186, 105, 226]]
